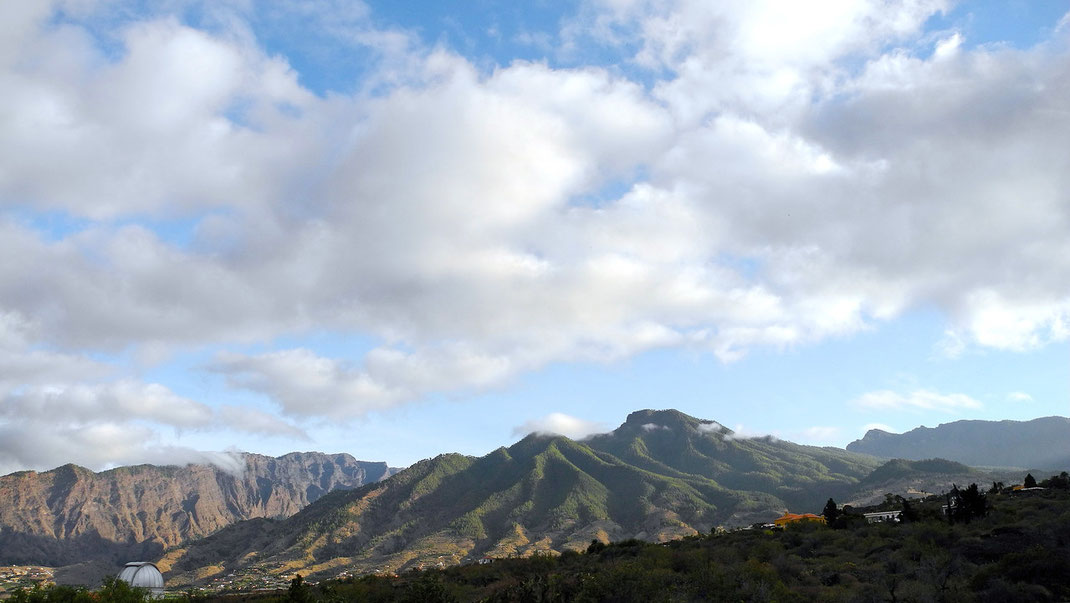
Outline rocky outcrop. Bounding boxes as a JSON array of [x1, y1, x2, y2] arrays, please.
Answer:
[[0, 452, 397, 566]]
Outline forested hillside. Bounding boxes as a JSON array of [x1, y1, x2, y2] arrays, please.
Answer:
[[164, 410, 881, 585]]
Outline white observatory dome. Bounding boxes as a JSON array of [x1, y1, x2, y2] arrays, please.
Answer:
[[117, 562, 165, 596]]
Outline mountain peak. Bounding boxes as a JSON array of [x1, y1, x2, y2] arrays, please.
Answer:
[[618, 408, 730, 437], [859, 428, 895, 441], [623, 408, 697, 428], [507, 431, 577, 458]]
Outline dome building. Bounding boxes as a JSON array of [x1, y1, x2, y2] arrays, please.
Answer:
[[117, 562, 165, 597]]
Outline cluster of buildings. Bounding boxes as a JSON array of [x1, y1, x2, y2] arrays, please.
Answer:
[[196, 567, 307, 594], [0, 566, 54, 595]]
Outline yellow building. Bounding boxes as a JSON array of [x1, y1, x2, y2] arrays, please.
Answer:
[[773, 512, 826, 527]]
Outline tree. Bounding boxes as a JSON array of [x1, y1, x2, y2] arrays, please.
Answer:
[[402, 574, 457, 603], [288, 574, 311, 603], [1040, 472, 1069, 489], [10, 583, 94, 603], [961, 483, 987, 520], [948, 483, 987, 524], [1024, 473, 1037, 488], [900, 498, 919, 523], [96, 577, 151, 603], [822, 498, 839, 524]]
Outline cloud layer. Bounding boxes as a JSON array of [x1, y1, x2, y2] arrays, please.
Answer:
[[852, 389, 982, 413], [1, 0, 1068, 469]]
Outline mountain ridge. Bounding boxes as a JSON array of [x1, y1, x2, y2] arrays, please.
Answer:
[[0, 452, 398, 566], [164, 409, 882, 585], [846, 416, 1070, 469]]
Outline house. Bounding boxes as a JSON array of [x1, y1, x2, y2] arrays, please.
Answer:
[[773, 513, 826, 527], [863, 510, 902, 523]]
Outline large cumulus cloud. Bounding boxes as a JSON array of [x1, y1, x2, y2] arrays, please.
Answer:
[[1, 0, 1068, 469]]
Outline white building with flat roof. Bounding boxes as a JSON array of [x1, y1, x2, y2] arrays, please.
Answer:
[[863, 510, 902, 523]]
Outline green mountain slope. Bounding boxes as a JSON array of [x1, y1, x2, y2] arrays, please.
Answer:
[[586, 409, 879, 511], [860, 458, 974, 485], [844, 457, 1026, 507], [165, 409, 880, 584]]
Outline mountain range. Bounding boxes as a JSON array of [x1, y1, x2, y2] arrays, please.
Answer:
[[2, 409, 1065, 587], [846, 416, 1070, 469], [163, 409, 883, 583], [0, 452, 396, 567]]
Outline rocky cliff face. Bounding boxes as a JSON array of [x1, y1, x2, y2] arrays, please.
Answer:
[[0, 452, 396, 566]]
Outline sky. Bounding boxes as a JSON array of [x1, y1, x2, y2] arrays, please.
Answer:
[[1, 0, 1068, 474]]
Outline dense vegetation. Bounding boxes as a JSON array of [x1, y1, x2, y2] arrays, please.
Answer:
[[9, 577, 152, 603], [18, 475, 1070, 602]]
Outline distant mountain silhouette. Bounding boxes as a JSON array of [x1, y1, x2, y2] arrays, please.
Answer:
[[846, 416, 1070, 470]]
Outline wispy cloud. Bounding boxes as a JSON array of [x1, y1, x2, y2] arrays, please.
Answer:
[[852, 389, 982, 413], [800, 426, 840, 442], [1007, 391, 1034, 403], [722, 424, 779, 441], [695, 421, 727, 434], [513, 413, 608, 440], [641, 423, 670, 432]]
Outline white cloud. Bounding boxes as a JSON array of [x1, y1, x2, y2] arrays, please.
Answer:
[[1007, 392, 1033, 403], [695, 421, 726, 434], [512, 412, 608, 439], [218, 406, 310, 440], [852, 389, 982, 413], [0, 380, 215, 428], [723, 424, 779, 441], [4, 2, 1063, 366], [719, 423, 838, 444], [0, 421, 251, 477], [212, 348, 400, 417], [0, 347, 107, 389], [211, 346, 520, 417], [0, 0, 1068, 470], [800, 426, 840, 442], [951, 291, 1070, 352], [581, 0, 951, 124], [0, 365, 309, 472]]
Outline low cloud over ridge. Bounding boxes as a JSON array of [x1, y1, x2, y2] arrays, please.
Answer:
[[513, 413, 608, 440]]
